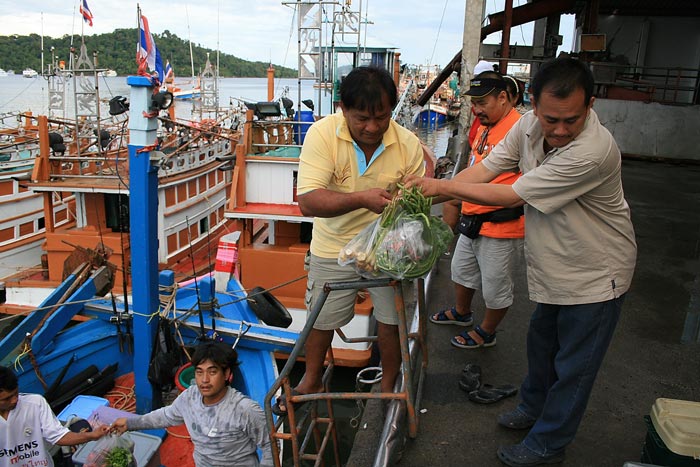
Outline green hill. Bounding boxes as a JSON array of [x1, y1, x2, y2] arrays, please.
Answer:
[[0, 29, 296, 78]]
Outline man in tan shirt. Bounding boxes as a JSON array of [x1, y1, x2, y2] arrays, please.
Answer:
[[406, 57, 636, 467]]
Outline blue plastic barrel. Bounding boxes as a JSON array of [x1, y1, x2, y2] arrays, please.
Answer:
[[294, 110, 314, 145]]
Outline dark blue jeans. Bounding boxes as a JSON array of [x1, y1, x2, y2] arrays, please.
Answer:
[[517, 295, 625, 456]]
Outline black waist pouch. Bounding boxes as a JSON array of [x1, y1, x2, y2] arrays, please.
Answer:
[[458, 215, 484, 239], [458, 206, 524, 239]]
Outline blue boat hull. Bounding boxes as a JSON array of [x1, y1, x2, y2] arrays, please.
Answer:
[[417, 108, 447, 127], [0, 273, 292, 413]]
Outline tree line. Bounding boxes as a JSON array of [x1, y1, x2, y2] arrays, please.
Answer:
[[0, 29, 296, 78]]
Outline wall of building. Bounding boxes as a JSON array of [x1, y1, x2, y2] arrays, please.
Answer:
[[596, 15, 700, 69], [595, 98, 700, 161]]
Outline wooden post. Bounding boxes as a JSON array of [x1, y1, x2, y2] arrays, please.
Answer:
[[267, 65, 275, 102], [458, 0, 485, 165]]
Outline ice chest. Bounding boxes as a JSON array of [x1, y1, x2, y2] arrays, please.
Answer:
[[642, 398, 700, 466], [57, 395, 109, 423], [72, 432, 161, 467]]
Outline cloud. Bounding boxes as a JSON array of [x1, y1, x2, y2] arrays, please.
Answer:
[[0, 0, 574, 68]]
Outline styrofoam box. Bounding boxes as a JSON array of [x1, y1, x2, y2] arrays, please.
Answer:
[[72, 432, 161, 467], [650, 398, 700, 459], [57, 395, 109, 423]]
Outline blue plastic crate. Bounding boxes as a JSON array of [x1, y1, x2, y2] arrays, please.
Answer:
[[57, 395, 109, 423]]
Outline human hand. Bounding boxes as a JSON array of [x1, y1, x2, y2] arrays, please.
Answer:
[[90, 425, 110, 440], [110, 418, 128, 435], [402, 175, 441, 197], [362, 188, 392, 214]]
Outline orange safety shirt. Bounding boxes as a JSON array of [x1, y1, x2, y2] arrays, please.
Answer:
[[461, 107, 524, 239]]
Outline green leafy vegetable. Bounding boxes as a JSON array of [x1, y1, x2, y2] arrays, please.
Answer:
[[105, 447, 134, 467], [338, 184, 453, 279]]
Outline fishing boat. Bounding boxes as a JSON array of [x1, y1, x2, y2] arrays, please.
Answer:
[[0, 39, 242, 309], [98, 69, 118, 77], [0, 69, 8, 78], [22, 68, 38, 78], [0, 72, 297, 466], [172, 84, 202, 100], [0, 115, 74, 280], [412, 64, 457, 127]]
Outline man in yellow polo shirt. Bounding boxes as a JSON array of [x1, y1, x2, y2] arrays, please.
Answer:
[[272, 66, 425, 414]]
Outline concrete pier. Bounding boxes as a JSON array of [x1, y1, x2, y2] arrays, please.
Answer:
[[348, 158, 700, 466]]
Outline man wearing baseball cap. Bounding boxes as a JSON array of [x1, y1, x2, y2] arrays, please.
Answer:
[[430, 71, 524, 356]]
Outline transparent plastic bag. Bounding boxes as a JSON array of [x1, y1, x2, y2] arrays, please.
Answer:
[[337, 216, 388, 279], [338, 209, 453, 280], [374, 214, 433, 279], [83, 434, 137, 467]]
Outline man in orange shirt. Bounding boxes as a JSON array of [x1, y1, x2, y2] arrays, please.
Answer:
[[430, 72, 524, 349]]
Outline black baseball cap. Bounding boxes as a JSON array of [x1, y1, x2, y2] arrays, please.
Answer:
[[465, 77, 508, 97]]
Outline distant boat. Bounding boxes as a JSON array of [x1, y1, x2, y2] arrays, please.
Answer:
[[98, 69, 118, 77], [6, 70, 14, 75], [172, 86, 201, 100], [0, 69, 7, 77], [22, 68, 38, 78], [417, 102, 449, 127]]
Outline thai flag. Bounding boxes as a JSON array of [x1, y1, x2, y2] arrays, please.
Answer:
[[137, 12, 164, 84], [165, 61, 174, 80], [80, 0, 93, 27]]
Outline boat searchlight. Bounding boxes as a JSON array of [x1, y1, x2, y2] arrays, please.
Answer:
[[150, 90, 174, 111]]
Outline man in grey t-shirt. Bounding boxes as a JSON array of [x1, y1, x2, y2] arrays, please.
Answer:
[[112, 342, 273, 467], [406, 57, 636, 467]]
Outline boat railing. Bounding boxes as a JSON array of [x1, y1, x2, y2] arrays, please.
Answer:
[[248, 119, 306, 156], [33, 115, 240, 181], [264, 276, 428, 467]]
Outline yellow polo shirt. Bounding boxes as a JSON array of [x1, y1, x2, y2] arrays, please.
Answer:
[[297, 112, 425, 258]]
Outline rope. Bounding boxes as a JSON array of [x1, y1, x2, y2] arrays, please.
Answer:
[[428, 0, 450, 67]]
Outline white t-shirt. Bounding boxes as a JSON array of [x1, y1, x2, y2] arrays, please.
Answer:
[[0, 393, 69, 467]]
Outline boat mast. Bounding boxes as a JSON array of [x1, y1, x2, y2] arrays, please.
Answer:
[[41, 13, 45, 77], [186, 4, 195, 82]]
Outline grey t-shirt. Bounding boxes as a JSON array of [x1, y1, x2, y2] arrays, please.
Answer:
[[482, 109, 637, 304], [126, 386, 273, 467]]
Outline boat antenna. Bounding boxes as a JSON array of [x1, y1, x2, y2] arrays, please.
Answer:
[[185, 4, 195, 82], [185, 215, 206, 339], [41, 12, 45, 76], [216, 0, 221, 81]]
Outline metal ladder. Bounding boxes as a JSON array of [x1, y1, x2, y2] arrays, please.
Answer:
[[264, 276, 428, 467]]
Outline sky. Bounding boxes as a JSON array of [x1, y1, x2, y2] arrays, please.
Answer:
[[0, 0, 575, 70]]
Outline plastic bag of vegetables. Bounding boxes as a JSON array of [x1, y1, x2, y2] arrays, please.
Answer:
[[83, 434, 137, 467], [338, 185, 454, 280]]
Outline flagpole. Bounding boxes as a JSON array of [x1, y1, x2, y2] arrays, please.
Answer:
[[41, 12, 44, 76]]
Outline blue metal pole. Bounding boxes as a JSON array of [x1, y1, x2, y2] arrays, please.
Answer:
[[127, 76, 160, 413]]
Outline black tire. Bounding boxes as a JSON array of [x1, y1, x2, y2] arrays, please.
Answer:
[[248, 287, 293, 328]]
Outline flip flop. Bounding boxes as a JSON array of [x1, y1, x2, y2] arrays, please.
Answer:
[[468, 384, 518, 404], [458, 363, 482, 393], [271, 389, 304, 417]]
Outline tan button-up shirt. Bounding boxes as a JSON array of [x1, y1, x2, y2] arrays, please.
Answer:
[[483, 109, 637, 305]]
